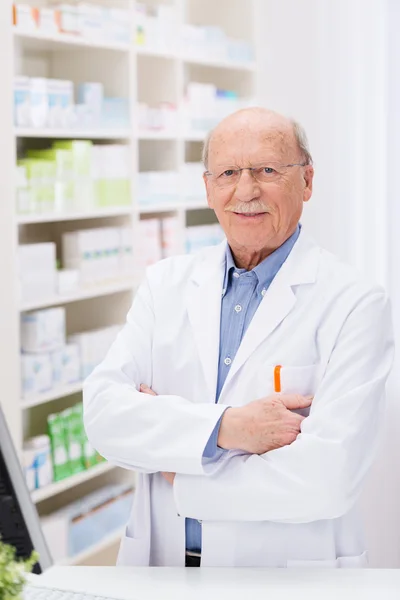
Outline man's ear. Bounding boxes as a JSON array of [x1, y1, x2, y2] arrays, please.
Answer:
[[303, 166, 314, 203], [203, 173, 214, 209]]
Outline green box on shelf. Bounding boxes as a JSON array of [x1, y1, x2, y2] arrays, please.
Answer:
[[17, 158, 56, 213], [94, 179, 131, 207], [53, 140, 93, 177], [47, 412, 71, 482], [62, 406, 86, 476], [73, 402, 99, 469], [27, 147, 74, 179]]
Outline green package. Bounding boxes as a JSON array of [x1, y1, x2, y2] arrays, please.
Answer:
[[62, 406, 85, 475], [74, 402, 101, 469], [53, 140, 92, 177], [94, 179, 131, 207], [47, 413, 71, 481], [27, 148, 73, 179]]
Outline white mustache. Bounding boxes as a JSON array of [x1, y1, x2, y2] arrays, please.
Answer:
[[225, 201, 271, 214]]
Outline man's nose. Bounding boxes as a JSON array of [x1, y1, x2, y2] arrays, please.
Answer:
[[234, 169, 261, 201]]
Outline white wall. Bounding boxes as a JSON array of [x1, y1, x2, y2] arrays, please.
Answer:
[[256, 0, 400, 567]]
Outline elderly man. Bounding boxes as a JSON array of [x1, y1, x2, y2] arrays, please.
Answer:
[[83, 107, 394, 568]]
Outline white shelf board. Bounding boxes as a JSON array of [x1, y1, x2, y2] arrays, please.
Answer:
[[15, 128, 131, 140], [59, 527, 124, 566], [21, 382, 83, 410], [185, 56, 256, 71], [13, 28, 130, 53], [138, 130, 178, 141], [17, 207, 133, 224], [20, 279, 135, 312], [32, 462, 116, 503], [136, 45, 177, 60], [184, 201, 209, 210], [184, 131, 206, 142], [138, 202, 183, 214]]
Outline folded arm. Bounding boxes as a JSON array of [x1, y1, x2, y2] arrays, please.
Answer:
[[173, 290, 394, 523]]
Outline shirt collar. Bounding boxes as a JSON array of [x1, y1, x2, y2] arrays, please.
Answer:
[[223, 223, 302, 293]]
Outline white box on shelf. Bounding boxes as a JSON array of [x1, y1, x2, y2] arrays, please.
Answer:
[[38, 8, 59, 34], [18, 243, 57, 303], [135, 219, 162, 275], [14, 76, 30, 127], [57, 269, 80, 295], [29, 78, 49, 129], [47, 79, 74, 129], [13, 4, 38, 31], [21, 307, 66, 354], [49, 3, 79, 35], [77, 82, 104, 128], [76, 3, 105, 41], [21, 353, 52, 396], [161, 216, 182, 258], [119, 227, 134, 277], [18, 243, 56, 276], [51, 343, 81, 386]]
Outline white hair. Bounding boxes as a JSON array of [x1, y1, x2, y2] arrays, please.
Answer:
[[202, 115, 313, 170]]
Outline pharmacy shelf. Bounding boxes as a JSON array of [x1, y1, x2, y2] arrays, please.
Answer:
[[21, 382, 83, 410], [136, 45, 177, 60], [184, 131, 206, 142], [58, 527, 124, 566], [17, 207, 133, 225], [32, 461, 116, 503], [20, 279, 135, 312], [138, 130, 180, 140], [138, 201, 209, 213], [13, 28, 130, 53], [185, 55, 256, 71], [15, 128, 131, 140]]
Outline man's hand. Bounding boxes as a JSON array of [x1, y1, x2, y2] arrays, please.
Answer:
[[218, 393, 313, 455], [140, 383, 175, 485]]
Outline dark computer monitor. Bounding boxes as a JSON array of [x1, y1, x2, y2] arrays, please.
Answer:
[[0, 404, 52, 574]]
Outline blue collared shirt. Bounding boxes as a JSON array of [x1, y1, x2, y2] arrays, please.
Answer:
[[185, 224, 301, 553]]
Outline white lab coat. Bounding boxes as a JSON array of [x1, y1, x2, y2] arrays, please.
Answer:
[[83, 230, 394, 568]]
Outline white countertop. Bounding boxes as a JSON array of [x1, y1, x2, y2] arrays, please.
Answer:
[[35, 566, 400, 600]]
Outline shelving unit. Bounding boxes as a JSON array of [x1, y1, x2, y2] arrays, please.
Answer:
[[1, 0, 258, 567], [32, 461, 116, 503]]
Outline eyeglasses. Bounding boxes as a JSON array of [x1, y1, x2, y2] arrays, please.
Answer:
[[204, 162, 307, 189]]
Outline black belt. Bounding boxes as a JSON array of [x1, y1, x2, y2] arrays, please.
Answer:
[[185, 552, 201, 567]]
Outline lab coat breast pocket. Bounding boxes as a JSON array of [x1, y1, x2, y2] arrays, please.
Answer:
[[280, 364, 320, 417]]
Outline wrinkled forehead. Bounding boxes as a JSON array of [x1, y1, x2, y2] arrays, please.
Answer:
[[208, 124, 297, 168]]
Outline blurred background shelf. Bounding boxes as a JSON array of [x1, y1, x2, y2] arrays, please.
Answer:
[[32, 462, 116, 503], [20, 279, 135, 312], [13, 28, 131, 52], [15, 128, 132, 140], [21, 381, 83, 410]]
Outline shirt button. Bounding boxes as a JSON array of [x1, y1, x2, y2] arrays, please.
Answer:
[[221, 288, 226, 296], [233, 272, 240, 279], [234, 304, 242, 313], [224, 357, 232, 366], [261, 288, 267, 297]]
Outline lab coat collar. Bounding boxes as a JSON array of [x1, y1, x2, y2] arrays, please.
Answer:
[[186, 228, 321, 401]]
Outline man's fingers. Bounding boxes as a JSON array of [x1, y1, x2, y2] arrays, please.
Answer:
[[140, 384, 157, 396], [280, 394, 313, 410]]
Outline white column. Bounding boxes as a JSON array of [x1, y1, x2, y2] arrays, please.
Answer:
[[258, 0, 399, 567], [0, 0, 21, 447]]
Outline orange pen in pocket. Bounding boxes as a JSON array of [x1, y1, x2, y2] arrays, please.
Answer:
[[274, 365, 282, 393]]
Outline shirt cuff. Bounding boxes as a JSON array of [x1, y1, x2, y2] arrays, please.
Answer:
[[202, 411, 228, 461]]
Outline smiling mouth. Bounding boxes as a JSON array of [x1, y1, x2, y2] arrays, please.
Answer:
[[234, 212, 266, 217]]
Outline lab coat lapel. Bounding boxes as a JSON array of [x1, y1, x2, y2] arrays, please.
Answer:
[[186, 241, 227, 400], [221, 232, 321, 393]]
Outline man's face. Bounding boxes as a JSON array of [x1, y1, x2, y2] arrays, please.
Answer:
[[203, 121, 314, 254]]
